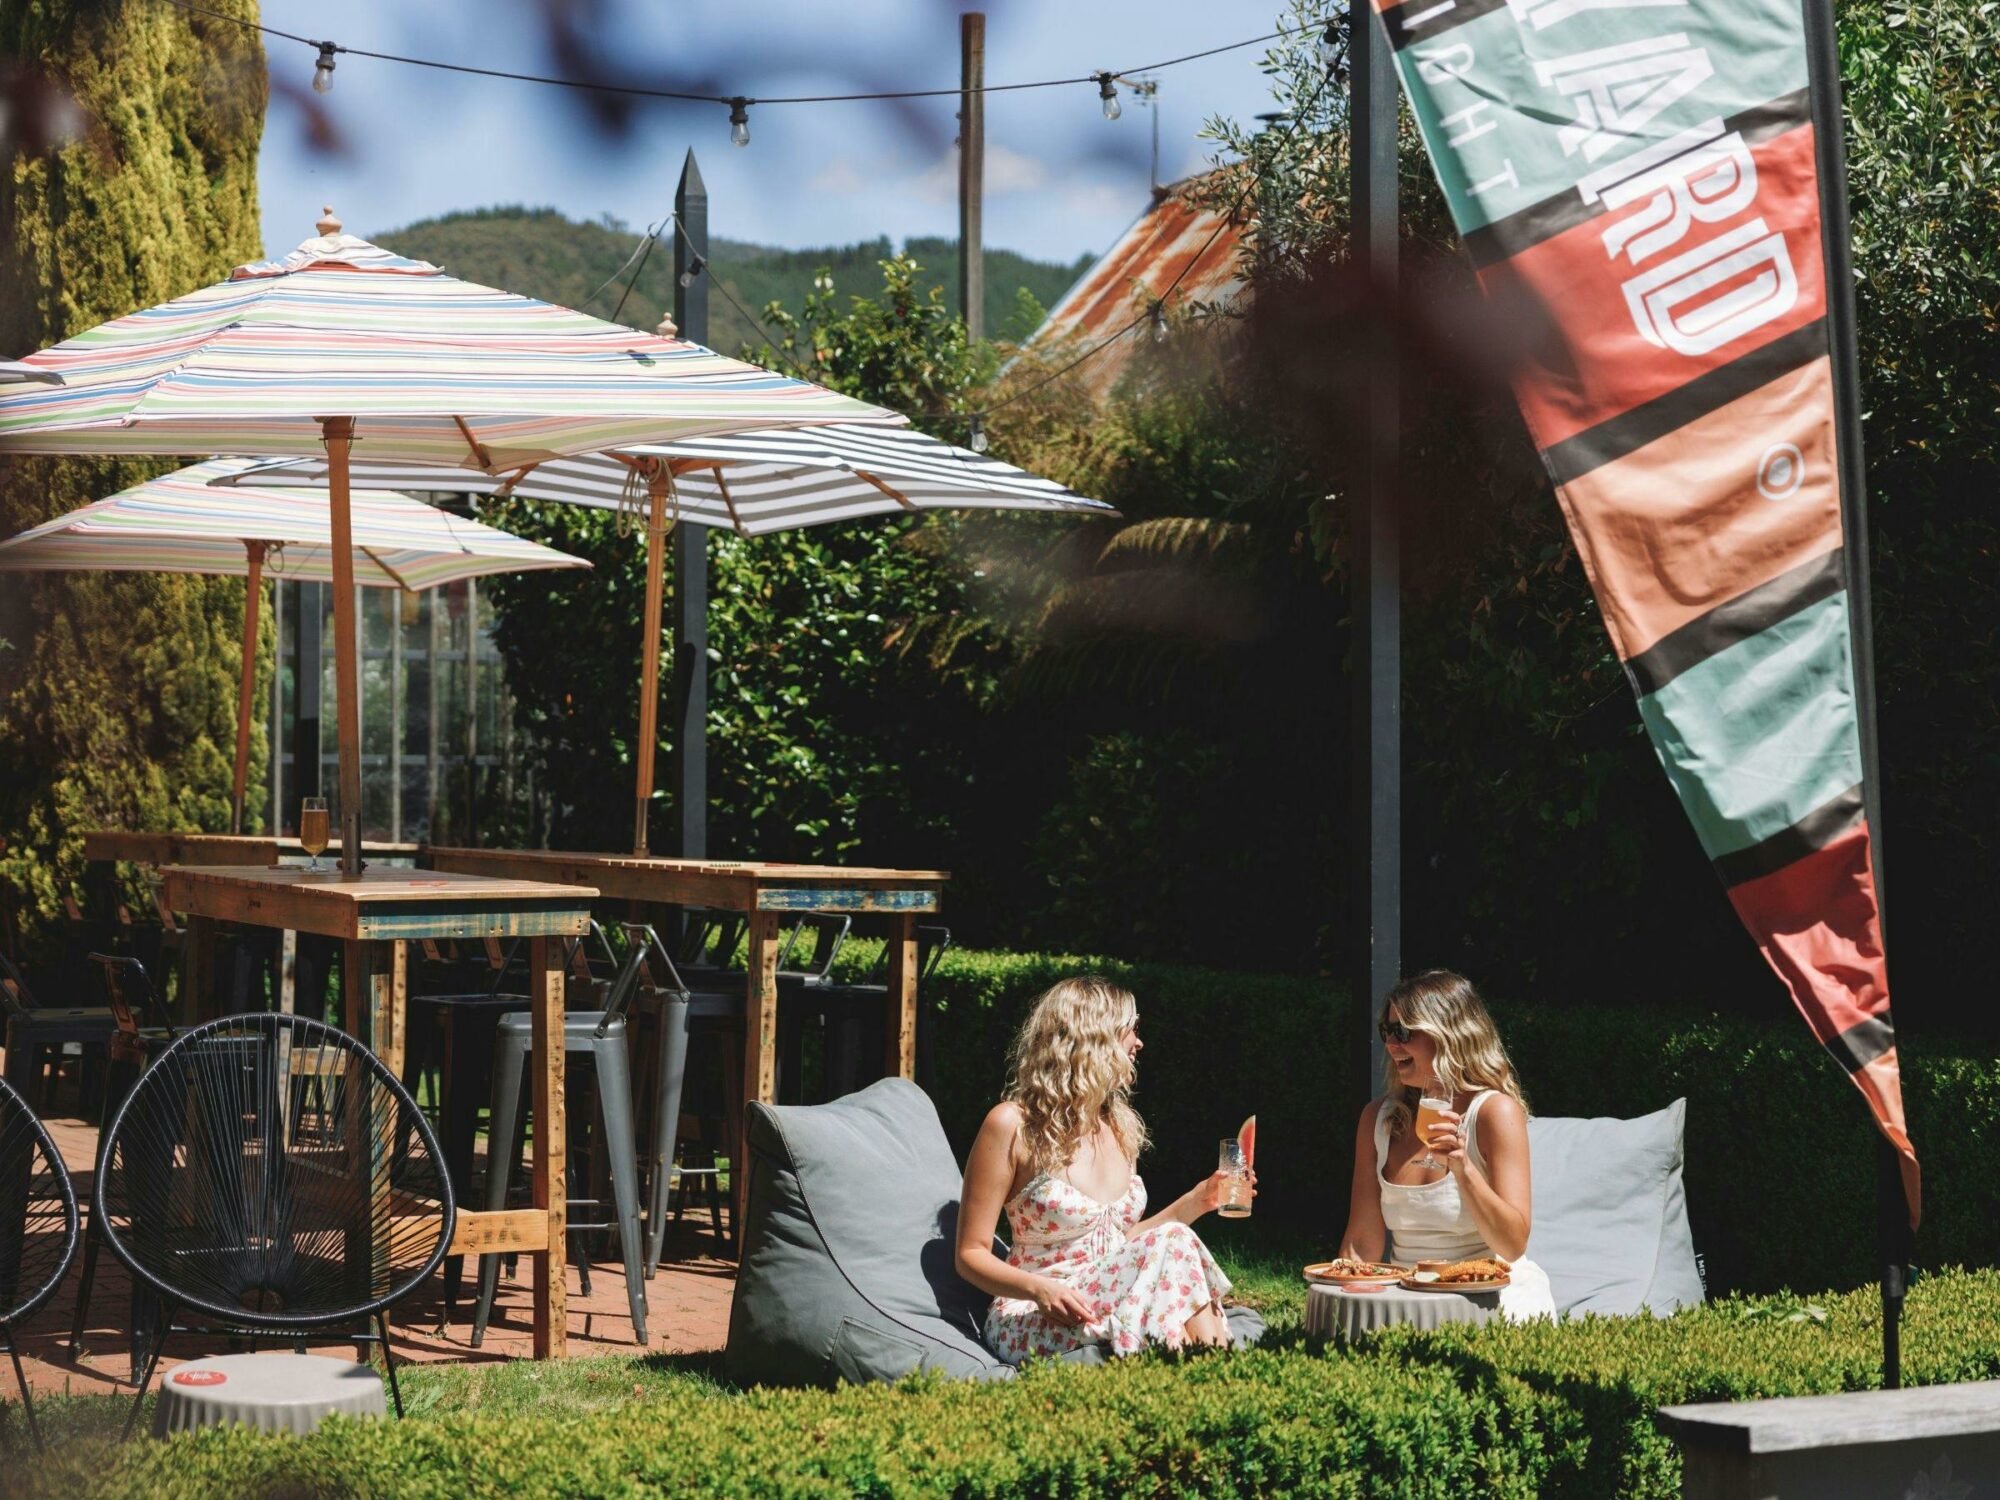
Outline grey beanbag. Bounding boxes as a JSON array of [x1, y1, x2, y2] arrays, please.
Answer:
[[1525, 1097, 1704, 1316], [724, 1078, 1267, 1386], [726, 1078, 1017, 1386]]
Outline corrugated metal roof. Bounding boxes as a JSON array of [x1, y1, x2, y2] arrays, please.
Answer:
[[1021, 170, 1247, 400]]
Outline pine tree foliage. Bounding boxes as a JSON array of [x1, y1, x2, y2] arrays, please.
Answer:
[[0, 0, 267, 926]]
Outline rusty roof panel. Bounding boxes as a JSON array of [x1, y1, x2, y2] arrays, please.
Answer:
[[1023, 173, 1247, 400]]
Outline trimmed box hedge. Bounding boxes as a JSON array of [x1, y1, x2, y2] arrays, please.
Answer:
[[14, 1271, 2000, 1498], [847, 942, 1995, 1296]]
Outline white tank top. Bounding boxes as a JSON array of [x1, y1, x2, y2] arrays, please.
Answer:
[[1376, 1089, 1496, 1265]]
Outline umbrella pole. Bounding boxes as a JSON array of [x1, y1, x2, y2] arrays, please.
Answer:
[[323, 416, 365, 877], [230, 541, 268, 835], [632, 475, 669, 856]]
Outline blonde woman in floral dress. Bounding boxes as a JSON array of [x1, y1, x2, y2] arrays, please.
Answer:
[[956, 976, 1250, 1359]]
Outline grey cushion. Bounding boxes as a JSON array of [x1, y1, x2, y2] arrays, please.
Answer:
[[725, 1078, 1016, 1387], [1525, 1098, 1703, 1317]]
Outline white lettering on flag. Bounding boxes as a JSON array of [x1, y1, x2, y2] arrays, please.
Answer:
[[1415, 41, 1476, 86], [1535, 35, 1715, 162], [1621, 218, 1799, 354], [1600, 130, 1760, 264], [1440, 99, 1502, 147]]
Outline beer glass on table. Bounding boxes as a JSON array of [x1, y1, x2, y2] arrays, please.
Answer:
[[1217, 1138, 1252, 1218], [1414, 1095, 1452, 1170], [300, 796, 330, 874]]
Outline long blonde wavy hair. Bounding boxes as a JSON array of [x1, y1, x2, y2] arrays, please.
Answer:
[[1004, 976, 1149, 1177], [1380, 970, 1529, 1138]]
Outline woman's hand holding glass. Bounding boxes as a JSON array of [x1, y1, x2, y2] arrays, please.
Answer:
[[1424, 1109, 1470, 1175], [1180, 1167, 1258, 1221]]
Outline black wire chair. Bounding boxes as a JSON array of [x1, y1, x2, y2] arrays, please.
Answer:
[[0, 1074, 80, 1453], [95, 1013, 453, 1439]]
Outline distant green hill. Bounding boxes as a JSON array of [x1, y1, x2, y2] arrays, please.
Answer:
[[371, 206, 1090, 357]]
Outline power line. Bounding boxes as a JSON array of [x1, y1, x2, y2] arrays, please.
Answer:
[[158, 0, 1330, 115]]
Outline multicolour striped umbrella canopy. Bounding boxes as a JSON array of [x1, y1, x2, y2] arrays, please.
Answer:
[[0, 457, 589, 589], [0, 227, 901, 469], [223, 423, 1117, 536]]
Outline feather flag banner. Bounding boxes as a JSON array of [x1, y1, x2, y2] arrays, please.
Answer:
[[1377, 0, 1916, 1218]]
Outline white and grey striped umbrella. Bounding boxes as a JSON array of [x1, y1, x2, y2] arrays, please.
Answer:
[[221, 423, 1115, 535], [0, 360, 62, 385]]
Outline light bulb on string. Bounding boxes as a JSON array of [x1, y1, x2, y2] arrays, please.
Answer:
[[728, 97, 751, 147], [1318, 21, 1342, 75], [968, 414, 989, 454], [312, 41, 337, 94], [1097, 74, 1122, 121], [678, 252, 706, 290], [1150, 301, 1168, 343]]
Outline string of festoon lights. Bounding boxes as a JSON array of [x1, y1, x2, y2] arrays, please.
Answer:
[[158, 0, 1339, 150]]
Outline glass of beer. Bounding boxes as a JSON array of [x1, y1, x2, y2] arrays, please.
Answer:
[[1216, 1139, 1252, 1218], [299, 796, 330, 874], [1414, 1095, 1453, 1170]]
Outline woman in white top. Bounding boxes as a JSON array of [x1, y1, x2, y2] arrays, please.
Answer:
[[1338, 970, 1556, 1322]]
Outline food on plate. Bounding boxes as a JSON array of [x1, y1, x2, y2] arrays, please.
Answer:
[[1310, 1257, 1400, 1278], [1406, 1257, 1510, 1285]]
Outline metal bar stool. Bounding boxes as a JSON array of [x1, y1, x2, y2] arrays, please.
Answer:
[[471, 931, 653, 1347]]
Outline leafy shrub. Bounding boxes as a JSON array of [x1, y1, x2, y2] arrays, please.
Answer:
[[14, 1271, 2000, 1498], [861, 943, 1999, 1295]]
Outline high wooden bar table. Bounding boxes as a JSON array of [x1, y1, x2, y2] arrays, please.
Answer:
[[158, 864, 597, 1358], [82, 831, 423, 1015], [425, 848, 948, 1225]]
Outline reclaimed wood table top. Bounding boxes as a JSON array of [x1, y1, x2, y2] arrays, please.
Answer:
[[159, 864, 597, 942], [425, 846, 948, 913], [84, 830, 421, 865]]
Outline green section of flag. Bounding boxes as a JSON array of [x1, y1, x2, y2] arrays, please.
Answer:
[[1637, 592, 1862, 860], [1389, 0, 1807, 232]]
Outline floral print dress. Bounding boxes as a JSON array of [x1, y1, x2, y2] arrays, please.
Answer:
[[984, 1171, 1233, 1360]]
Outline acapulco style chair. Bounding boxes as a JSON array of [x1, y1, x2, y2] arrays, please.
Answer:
[[0, 1073, 81, 1452], [94, 1012, 453, 1438]]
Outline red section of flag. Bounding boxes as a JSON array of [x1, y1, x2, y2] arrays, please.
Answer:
[[1727, 820, 1917, 1222], [1488, 125, 1828, 448]]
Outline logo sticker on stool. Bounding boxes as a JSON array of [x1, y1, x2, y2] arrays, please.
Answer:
[[171, 1369, 229, 1386]]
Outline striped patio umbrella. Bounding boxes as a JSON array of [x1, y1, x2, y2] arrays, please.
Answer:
[[0, 457, 588, 832], [0, 210, 901, 871], [222, 423, 1115, 847], [223, 422, 1117, 536]]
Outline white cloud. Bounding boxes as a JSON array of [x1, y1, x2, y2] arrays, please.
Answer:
[[909, 143, 1050, 203], [807, 159, 869, 195]]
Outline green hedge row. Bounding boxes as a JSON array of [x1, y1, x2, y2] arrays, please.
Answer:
[[17, 1271, 2000, 1498], [841, 942, 1997, 1296]]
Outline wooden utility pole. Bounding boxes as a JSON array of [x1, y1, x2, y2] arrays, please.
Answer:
[[958, 12, 985, 341], [1350, 1, 1399, 1098], [671, 149, 711, 859], [230, 541, 267, 834]]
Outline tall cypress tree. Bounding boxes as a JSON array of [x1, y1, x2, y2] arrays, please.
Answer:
[[0, 1, 267, 927]]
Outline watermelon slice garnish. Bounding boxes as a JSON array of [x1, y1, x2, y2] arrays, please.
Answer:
[[1237, 1115, 1256, 1169]]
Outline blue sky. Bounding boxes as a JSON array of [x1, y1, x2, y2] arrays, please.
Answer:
[[256, 0, 1295, 266]]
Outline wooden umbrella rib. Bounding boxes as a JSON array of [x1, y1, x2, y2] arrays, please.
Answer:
[[713, 470, 749, 537], [359, 545, 414, 590], [858, 471, 919, 511], [452, 415, 495, 472]]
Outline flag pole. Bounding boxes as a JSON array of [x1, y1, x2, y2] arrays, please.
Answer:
[[1802, 0, 1911, 1388]]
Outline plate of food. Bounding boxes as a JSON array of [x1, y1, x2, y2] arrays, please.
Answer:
[[1304, 1257, 1405, 1287], [1399, 1257, 1512, 1292]]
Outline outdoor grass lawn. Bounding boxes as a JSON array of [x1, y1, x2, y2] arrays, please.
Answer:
[[9, 1244, 2000, 1498]]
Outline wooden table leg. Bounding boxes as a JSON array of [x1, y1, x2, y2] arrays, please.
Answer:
[[886, 913, 918, 1082], [737, 910, 782, 1233], [530, 935, 567, 1358], [278, 929, 298, 1016], [341, 939, 372, 1038], [367, 941, 408, 1080]]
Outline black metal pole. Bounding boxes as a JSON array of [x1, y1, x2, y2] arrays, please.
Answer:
[[1350, 0, 1399, 1103], [670, 149, 710, 860], [1803, 0, 1910, 1388], [958, 13, 985, 342]]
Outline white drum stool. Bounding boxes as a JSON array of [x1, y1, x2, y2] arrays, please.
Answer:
[[152, 1353, 387, 1438]]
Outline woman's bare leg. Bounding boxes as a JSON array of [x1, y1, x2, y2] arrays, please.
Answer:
[[1183, 1302, 1230, 1348]]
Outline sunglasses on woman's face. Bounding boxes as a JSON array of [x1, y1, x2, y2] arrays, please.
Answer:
[[1378, 1017, 1413, 1044]]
